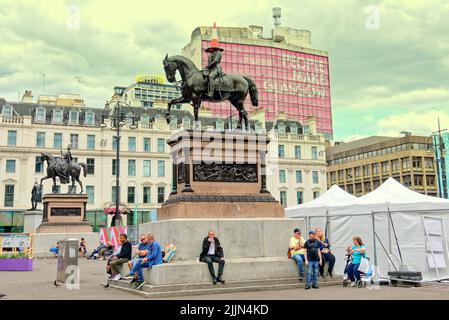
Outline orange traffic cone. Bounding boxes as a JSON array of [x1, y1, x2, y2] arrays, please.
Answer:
[[205, 22, 224, 52]]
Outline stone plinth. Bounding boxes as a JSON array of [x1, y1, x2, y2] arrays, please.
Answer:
[[158, 130, 284, 220], [23, 210, 43, 234], [36, 193, 92, 233], [139, 218, 304, 261]]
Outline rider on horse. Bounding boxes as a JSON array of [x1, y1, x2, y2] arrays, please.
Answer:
[[203, 22, 223, 99], [55, 144, 73, 183]]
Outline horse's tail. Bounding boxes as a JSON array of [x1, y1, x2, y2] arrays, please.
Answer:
[[79, 162, 87, 177], [243, 76, 259, 107]]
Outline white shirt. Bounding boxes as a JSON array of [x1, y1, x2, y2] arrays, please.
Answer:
[[207, 240, 216, 255]]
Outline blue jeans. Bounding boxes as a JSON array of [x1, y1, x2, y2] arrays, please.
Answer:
[[307, 261, 319, 287], [128, 258, 143, 276], [347, 263, 361, 281], [136, 261, 152, 282], [291, 254, 305, 275]]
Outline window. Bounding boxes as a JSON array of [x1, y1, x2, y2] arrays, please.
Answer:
[[70, 134, 79, 149], [2, 105, 13, 117], [312, 171, 319, 184], [294, 146, 301, 159], [112, 136, 118, 151], [143, 138, 151, 152], [4, 185, 14, 207], [414, 175, 424, 187], [86, 186, 94, 204], [69, 110, 79, 124], [127, 186, 135, 204], [85, 112, 94, 126], [157, 138, 165, 153], [112, 159, 117, 175], [7, 130, 16, 146], [381, 161, 389, 174], [157, 186, 165, 204], [392, 159, 400, 171], [36, 132, 45, 147], [296, 191, 303, 205], [111, 186, 118, 203], [313, 191, 320, 199], [35, 156, 43, 173], [87, 135, 95, 150], [402, 157, 410, 170], [143, 186, 151, 204], [128, 160, 136, 176], [295, 170, 303, 183], [6, 160, 16, 173], [143, 160, 151, 177], [346, 168, 353, 180], [157, 160, 165, 177], [128, 137, 136, 152], [87, 158, 95, 175], [279, 170, 286, 183], [35, 108, 46, 122], [311, 146, 318, 160], [372, 163, 379, 175], [278, 145, 285, 158], [363, 165, 370, 177], [412, 157, 422, 169], [280, 191, 287, 207], [425, 157, 434, 169], [53, 133, 62, 149], [52, 110, 63, 123]]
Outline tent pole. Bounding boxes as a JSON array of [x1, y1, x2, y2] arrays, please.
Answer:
[[388, 207, 404, 268], [375, 231, 398, 271], [372, 211, 378, 267]]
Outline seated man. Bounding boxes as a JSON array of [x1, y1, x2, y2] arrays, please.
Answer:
[[131, 233, 163, 289], [98, 242, 114, 260], [87, 242, 106, 260], [289, 228, 306, 281], [200, 230, 225, 285], [108, 234, 132, 281], [123, 234, 150, 280]]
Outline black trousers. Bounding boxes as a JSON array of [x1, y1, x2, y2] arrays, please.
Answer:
[[319, 252, 336, 276], [204, 255, 225, 278]]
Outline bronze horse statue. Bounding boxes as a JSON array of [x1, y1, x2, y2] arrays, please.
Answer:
[[163, 54, 258, 130], [39, 153, 87, 194]]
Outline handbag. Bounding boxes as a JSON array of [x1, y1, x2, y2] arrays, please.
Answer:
[[287, 247, 292, 259], [358, 255, 370, 274]]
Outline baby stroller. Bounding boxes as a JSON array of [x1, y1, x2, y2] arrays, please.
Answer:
[[342, 253, 373, 288]]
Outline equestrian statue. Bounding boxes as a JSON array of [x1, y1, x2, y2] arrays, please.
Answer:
[[163, 22, 258, 131], [39, 144, 87, 194]]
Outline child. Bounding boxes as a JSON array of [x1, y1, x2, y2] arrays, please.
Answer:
[[304, 230, 322, 290]]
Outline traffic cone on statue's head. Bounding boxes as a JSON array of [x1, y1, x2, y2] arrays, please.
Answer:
[[205, 22, 224, 52]]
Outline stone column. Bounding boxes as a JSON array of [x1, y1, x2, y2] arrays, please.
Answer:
[[170, 151, 178, 195], [259, 150, 269, 193], [182, 147, 193, 192]]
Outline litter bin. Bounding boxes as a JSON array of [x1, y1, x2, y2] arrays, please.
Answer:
[[56, 238, 79, 283]]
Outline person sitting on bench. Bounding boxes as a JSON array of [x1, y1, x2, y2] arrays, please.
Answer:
[[200, 230, 225, 285]]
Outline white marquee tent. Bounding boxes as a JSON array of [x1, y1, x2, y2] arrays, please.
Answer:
[[286, 178, 449, 282]]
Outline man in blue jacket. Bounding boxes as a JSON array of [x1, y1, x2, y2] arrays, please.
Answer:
[[131, 233, 163, 289]]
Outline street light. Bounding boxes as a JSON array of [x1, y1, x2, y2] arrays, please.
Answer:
[[100, 98, 139, 226], [426, 121, 448, 199]]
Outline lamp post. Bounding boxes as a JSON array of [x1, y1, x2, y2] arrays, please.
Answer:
[[100, 92, 138, 226], [426, 119, 448, 199]]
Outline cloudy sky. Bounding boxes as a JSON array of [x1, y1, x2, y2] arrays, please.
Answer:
[[1, 0, 448, 140]]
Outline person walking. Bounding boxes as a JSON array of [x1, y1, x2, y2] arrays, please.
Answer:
[[304, 230, 322, 290], [289, 228, 306, 281], [346, 236, 366, 286], [200, 230, 225, 285]]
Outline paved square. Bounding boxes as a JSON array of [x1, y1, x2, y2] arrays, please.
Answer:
[[1, 258, 449, 300]]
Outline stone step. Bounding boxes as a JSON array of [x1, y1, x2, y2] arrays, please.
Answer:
[[111, 277, 315, 293], [109, 277, 342, 299]]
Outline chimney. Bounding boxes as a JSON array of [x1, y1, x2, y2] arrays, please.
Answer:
[[22, 90, 34, 103]]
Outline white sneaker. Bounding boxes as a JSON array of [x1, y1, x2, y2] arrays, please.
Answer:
[[122, 275, 133, 280], [113, 274, 122, 281], [350, 281, 356, 287]]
